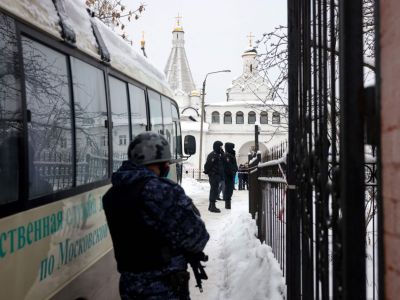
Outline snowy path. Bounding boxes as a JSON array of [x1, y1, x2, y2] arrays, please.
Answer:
[[182, 178, 286, 300]]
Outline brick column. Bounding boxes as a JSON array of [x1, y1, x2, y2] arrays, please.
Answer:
[[380, 1, 400, 298]]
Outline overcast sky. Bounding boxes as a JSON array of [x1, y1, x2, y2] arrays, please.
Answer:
[[126, 0, 287, 103]]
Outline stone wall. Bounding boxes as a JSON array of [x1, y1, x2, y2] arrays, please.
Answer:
[[380, 1, 400, 298]]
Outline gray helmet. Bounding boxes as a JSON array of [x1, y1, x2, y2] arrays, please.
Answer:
[[128, 132, 171, 165]]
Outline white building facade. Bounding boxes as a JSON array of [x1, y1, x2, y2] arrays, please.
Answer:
[[164, 23, 287, 170]]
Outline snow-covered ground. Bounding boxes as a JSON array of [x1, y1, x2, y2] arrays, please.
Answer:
[[181, 178, 286, 300]]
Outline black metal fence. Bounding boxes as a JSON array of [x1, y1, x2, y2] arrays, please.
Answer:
[[248, 0, 382, 298], [249, 143, 380, 299], [182, 168, 209, 180], [249, 143, 288, 276]]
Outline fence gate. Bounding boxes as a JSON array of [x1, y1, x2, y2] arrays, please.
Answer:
[[286, 0, 381, 299]]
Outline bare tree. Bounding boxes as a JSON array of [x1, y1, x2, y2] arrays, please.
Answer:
[[86, 0, 146, 41], [254, 0, 375, 110]]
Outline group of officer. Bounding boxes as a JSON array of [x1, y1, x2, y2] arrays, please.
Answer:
[[203, 140, 239, 213]]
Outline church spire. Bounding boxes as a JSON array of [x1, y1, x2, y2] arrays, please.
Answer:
[[164, 14, 196, 94], [174, 13, 183, 32], [140, 31, 147, 58], [247, 32, 255, 48], [242, 33, 258, 74]]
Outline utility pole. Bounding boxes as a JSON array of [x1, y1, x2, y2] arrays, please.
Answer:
[[198, 70, 231, 180]]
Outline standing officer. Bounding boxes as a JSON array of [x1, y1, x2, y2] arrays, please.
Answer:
[[222, 142, 238, 209], [103, 132, 209, 300], [203, 141, 224, 213]]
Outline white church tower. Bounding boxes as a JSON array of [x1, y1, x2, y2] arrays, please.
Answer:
[[164, 15, 204, 170], [226, 33, 269, 102], [164, 15, 200, 116]]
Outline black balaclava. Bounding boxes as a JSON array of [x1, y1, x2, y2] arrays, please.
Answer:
[[224, 142, 235, 155], [158, 162, 170, 177], [213, 141, 223, 154]]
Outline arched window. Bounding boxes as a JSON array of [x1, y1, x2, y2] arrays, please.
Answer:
[[211, 111, 220, 124], [272, 112, 280, 124], [260, 111, 268, 124], [236, 111, 244, 124], [248, 111, 256, 124], [224, 111, 232, 124]]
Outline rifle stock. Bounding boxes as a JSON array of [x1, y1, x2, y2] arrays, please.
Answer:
[[188, 253, 208, 292]]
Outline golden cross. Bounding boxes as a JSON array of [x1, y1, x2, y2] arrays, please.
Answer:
[[175, 13, 182, 26], [247, 32, 255, 47]]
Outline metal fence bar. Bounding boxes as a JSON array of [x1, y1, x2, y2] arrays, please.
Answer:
[[287, 0, 301, 298], [339, 0, 366, 298]]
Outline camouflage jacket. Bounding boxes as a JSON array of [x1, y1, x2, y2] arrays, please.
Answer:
[[103, 160, 209, 296]]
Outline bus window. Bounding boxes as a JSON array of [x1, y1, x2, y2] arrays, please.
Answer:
[[171, 104, 182, 158], [176, 122, 182, 157], [71, 58, 108, 185], [109, 76, 129, 171], [0, 13, 22, 205], [148, 90, 163, 134], [22, 37, 73, 198], [161, 97, 174, 157], [128, 84, 147, 138]]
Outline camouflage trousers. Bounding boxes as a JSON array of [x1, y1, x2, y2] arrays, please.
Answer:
[[119, 270, 190, 300]]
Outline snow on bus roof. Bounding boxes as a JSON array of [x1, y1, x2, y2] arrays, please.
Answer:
[[94, 18, 173, 98], [1, 0, 173, 98], [67, 0, 173, 98], [1, 0, 61, 38], [64, 0, 99, 59]]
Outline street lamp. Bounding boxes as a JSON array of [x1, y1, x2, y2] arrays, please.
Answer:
[[198, 69, 231, 180]]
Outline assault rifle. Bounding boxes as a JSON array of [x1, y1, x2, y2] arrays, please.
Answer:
[[187, 252, 208, 292]]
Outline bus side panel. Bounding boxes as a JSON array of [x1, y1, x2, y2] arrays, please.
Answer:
[[51, 250, 119, 300], [0, 185, 113, 300]]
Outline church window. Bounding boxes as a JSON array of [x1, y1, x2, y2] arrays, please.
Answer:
[[129, 84, 148, 138], [236, 111, 244, 124], [109, 76, 129, 171], [250, 64, 253, 72], [224, 111, 232, 124], [211, 111, 220, 124], [260, 111, 268, 124], [248, 111, 256, 124], [119, 135, 127, 145], [148, 90, 163, 134], [272, 112, 281, 124]]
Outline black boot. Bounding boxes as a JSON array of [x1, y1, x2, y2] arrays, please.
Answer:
[[225, 200, 231, 209], [208, 202, 221, 213]]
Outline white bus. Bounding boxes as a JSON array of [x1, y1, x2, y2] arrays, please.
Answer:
[[0, 1, 194, 299]]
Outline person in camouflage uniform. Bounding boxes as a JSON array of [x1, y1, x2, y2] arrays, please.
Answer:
[[102, 132, 209, 300]]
